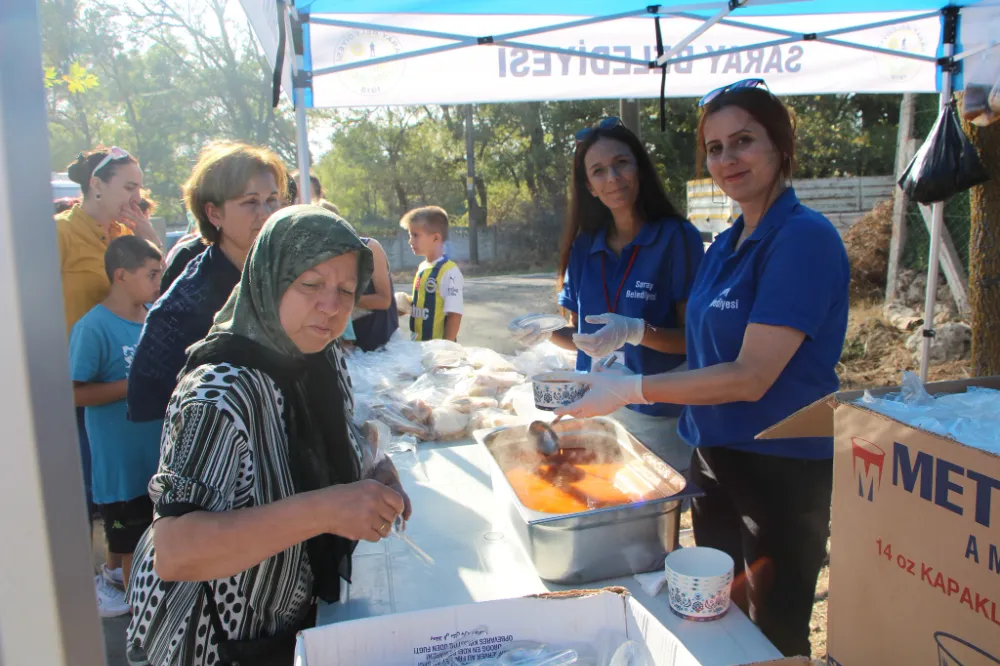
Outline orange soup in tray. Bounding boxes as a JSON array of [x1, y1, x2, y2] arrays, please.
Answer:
[[496, 436, 673, 514]]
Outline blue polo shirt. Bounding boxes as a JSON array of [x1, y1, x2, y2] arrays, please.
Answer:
[[678, 189, 849, 459], [558, 217, 704, 417]]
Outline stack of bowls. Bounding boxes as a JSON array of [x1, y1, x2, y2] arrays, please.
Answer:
[[664, 547, 734, 621]]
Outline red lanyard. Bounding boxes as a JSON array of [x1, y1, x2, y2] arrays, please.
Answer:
[[601, 246, 640, 314]]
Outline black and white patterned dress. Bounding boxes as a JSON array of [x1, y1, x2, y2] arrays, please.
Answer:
[[126, 344, 363, 666]]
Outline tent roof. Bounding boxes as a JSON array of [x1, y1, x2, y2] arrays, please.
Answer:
[[296, 0, 962, 16], [241, 0, 999, 107]]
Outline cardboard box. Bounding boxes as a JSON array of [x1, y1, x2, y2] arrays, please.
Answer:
[[296, 589, 709, 665], [760, 377, 1000, 666]]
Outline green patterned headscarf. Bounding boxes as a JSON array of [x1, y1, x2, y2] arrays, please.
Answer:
[[209, 204, 374, 357]]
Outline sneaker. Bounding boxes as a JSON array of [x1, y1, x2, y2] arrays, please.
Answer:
[[126, 643, 151, 666], [95, 574, 130, 618], [102, 564, 124, 589]]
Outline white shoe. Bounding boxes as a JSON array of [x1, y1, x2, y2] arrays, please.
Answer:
[[102, 564, 124, 589], [95, 574, 130, 618]]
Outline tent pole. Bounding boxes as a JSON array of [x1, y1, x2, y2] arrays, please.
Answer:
[[465, 104, 479, 265], [295, 89, 311, 204], [919, 42, 955, 382], [1, 1, 107, 663], [620, 99, 640, 137]]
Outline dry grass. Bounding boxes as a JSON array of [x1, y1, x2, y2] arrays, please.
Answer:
[[838, 300, 971, 390]]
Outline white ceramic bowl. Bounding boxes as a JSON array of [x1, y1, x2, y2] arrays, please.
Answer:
[[531, 373, 587, 411], [664, 547, 735, 621]]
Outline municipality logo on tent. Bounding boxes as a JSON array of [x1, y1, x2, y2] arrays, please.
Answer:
[[851, 437, 886, 502], [875, 24, 928, 82], [334, 30, 405, 96]]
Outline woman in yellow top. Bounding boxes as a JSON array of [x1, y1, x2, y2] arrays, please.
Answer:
[[56, 146, 163, 333], [56, 146, 163, 531]]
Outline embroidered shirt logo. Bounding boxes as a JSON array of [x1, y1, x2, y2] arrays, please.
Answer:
[[626, 280, 657, 302], [709, 288, 739, 311]]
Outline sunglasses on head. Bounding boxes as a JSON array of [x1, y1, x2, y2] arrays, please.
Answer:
[[575, 116, 626, 144], [92, 146, 132, 178], [698, 78, 769, 108]]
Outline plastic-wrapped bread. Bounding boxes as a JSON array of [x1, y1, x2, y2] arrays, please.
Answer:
[[373, 403, 433, 440], [420, 339, 467, 369], [361, 420, 392, 450], [466, 347, 517, 373], [430, 407, 471, 440], [448, 396, 500, 414], [402, 398, 433, 424], [470, 408, 525, 431]]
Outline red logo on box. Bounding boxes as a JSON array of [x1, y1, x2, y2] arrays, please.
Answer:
[[852, 437, 886, 502]]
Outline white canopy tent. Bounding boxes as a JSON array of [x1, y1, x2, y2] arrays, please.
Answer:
[[240, 0, 1000, 379]]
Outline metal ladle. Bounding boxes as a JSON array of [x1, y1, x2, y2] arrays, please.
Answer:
[[529, 355, 617, 456]]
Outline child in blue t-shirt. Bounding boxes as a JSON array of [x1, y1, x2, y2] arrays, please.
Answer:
[[69, 236, 164, 617]]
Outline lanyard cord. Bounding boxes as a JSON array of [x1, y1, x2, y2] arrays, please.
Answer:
[[601, 246, 640, 314]]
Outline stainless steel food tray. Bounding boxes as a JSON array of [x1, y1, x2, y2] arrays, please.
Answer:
[[474, 417, 702, 585]]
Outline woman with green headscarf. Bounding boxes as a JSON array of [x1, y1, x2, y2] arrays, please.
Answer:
[[125, 206, 410, 666]]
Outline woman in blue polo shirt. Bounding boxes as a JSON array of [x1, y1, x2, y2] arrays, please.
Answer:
[[514, 118, 703, 470], [553, 82, 849, 658]]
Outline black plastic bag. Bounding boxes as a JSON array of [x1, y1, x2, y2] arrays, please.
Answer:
[[898, 105, 989, 204]]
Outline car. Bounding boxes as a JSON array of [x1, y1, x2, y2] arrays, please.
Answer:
[[164, 230, 187, 253], [51, 172, 81, 200]]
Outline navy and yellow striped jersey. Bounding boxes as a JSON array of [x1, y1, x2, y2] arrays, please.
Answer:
[[409, 256, 464, 341]]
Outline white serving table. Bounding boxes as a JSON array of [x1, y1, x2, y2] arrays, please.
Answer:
[[316, 437, 782, 666]]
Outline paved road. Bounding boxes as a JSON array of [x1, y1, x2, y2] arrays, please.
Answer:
[[399, 273, 561, 355]]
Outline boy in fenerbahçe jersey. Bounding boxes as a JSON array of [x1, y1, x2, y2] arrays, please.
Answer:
[[397, 206, 464, 341]]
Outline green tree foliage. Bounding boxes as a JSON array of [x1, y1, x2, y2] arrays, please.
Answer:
[[41, 0, 298, 221], [42, 3, 902, 238]]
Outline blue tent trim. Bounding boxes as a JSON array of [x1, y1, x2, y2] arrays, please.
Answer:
[[295, 0, 966, 17]]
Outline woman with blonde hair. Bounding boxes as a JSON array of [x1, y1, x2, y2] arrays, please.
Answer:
[[127, 141, 286, 425]]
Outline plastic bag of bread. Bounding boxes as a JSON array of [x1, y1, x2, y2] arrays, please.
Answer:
[[470, 408, 525, 431], [430, 407, 471, 440], [361, 420, 392, 451], [421, 339, 467, 369], [402, 398, 433, 424], [373, 403, 433, 440], [448, 396, 500, 414], [466, 347, 516, 373]]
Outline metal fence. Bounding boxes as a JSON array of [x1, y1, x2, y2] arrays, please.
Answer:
[[686, 175, 897, 238]]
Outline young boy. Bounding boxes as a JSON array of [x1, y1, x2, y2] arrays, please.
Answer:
[[396, 206, 463, 342], [69, 236, 164, 618]]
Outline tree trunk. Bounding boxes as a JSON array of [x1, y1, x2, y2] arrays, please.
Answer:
[[959, 100, 1000, 376]]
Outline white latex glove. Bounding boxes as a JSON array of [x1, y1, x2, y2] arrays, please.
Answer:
[[548, 371, 649, 419], [572, 313, 645, 360], [509, 323, 552, 347], [394, 291, 412, 315]]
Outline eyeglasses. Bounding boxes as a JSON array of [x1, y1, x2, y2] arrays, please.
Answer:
[[575, 117, 625, 144], [698, 79, 768, 108], [92, 146, 131, 177]]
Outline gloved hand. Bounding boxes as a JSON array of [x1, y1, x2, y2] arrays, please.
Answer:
[[394, 291, 413, 315], [547, 371, 650, 419], [509, 323, 552, 347], [572, 313, 645, 359], [592, 355, 634, 376]]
